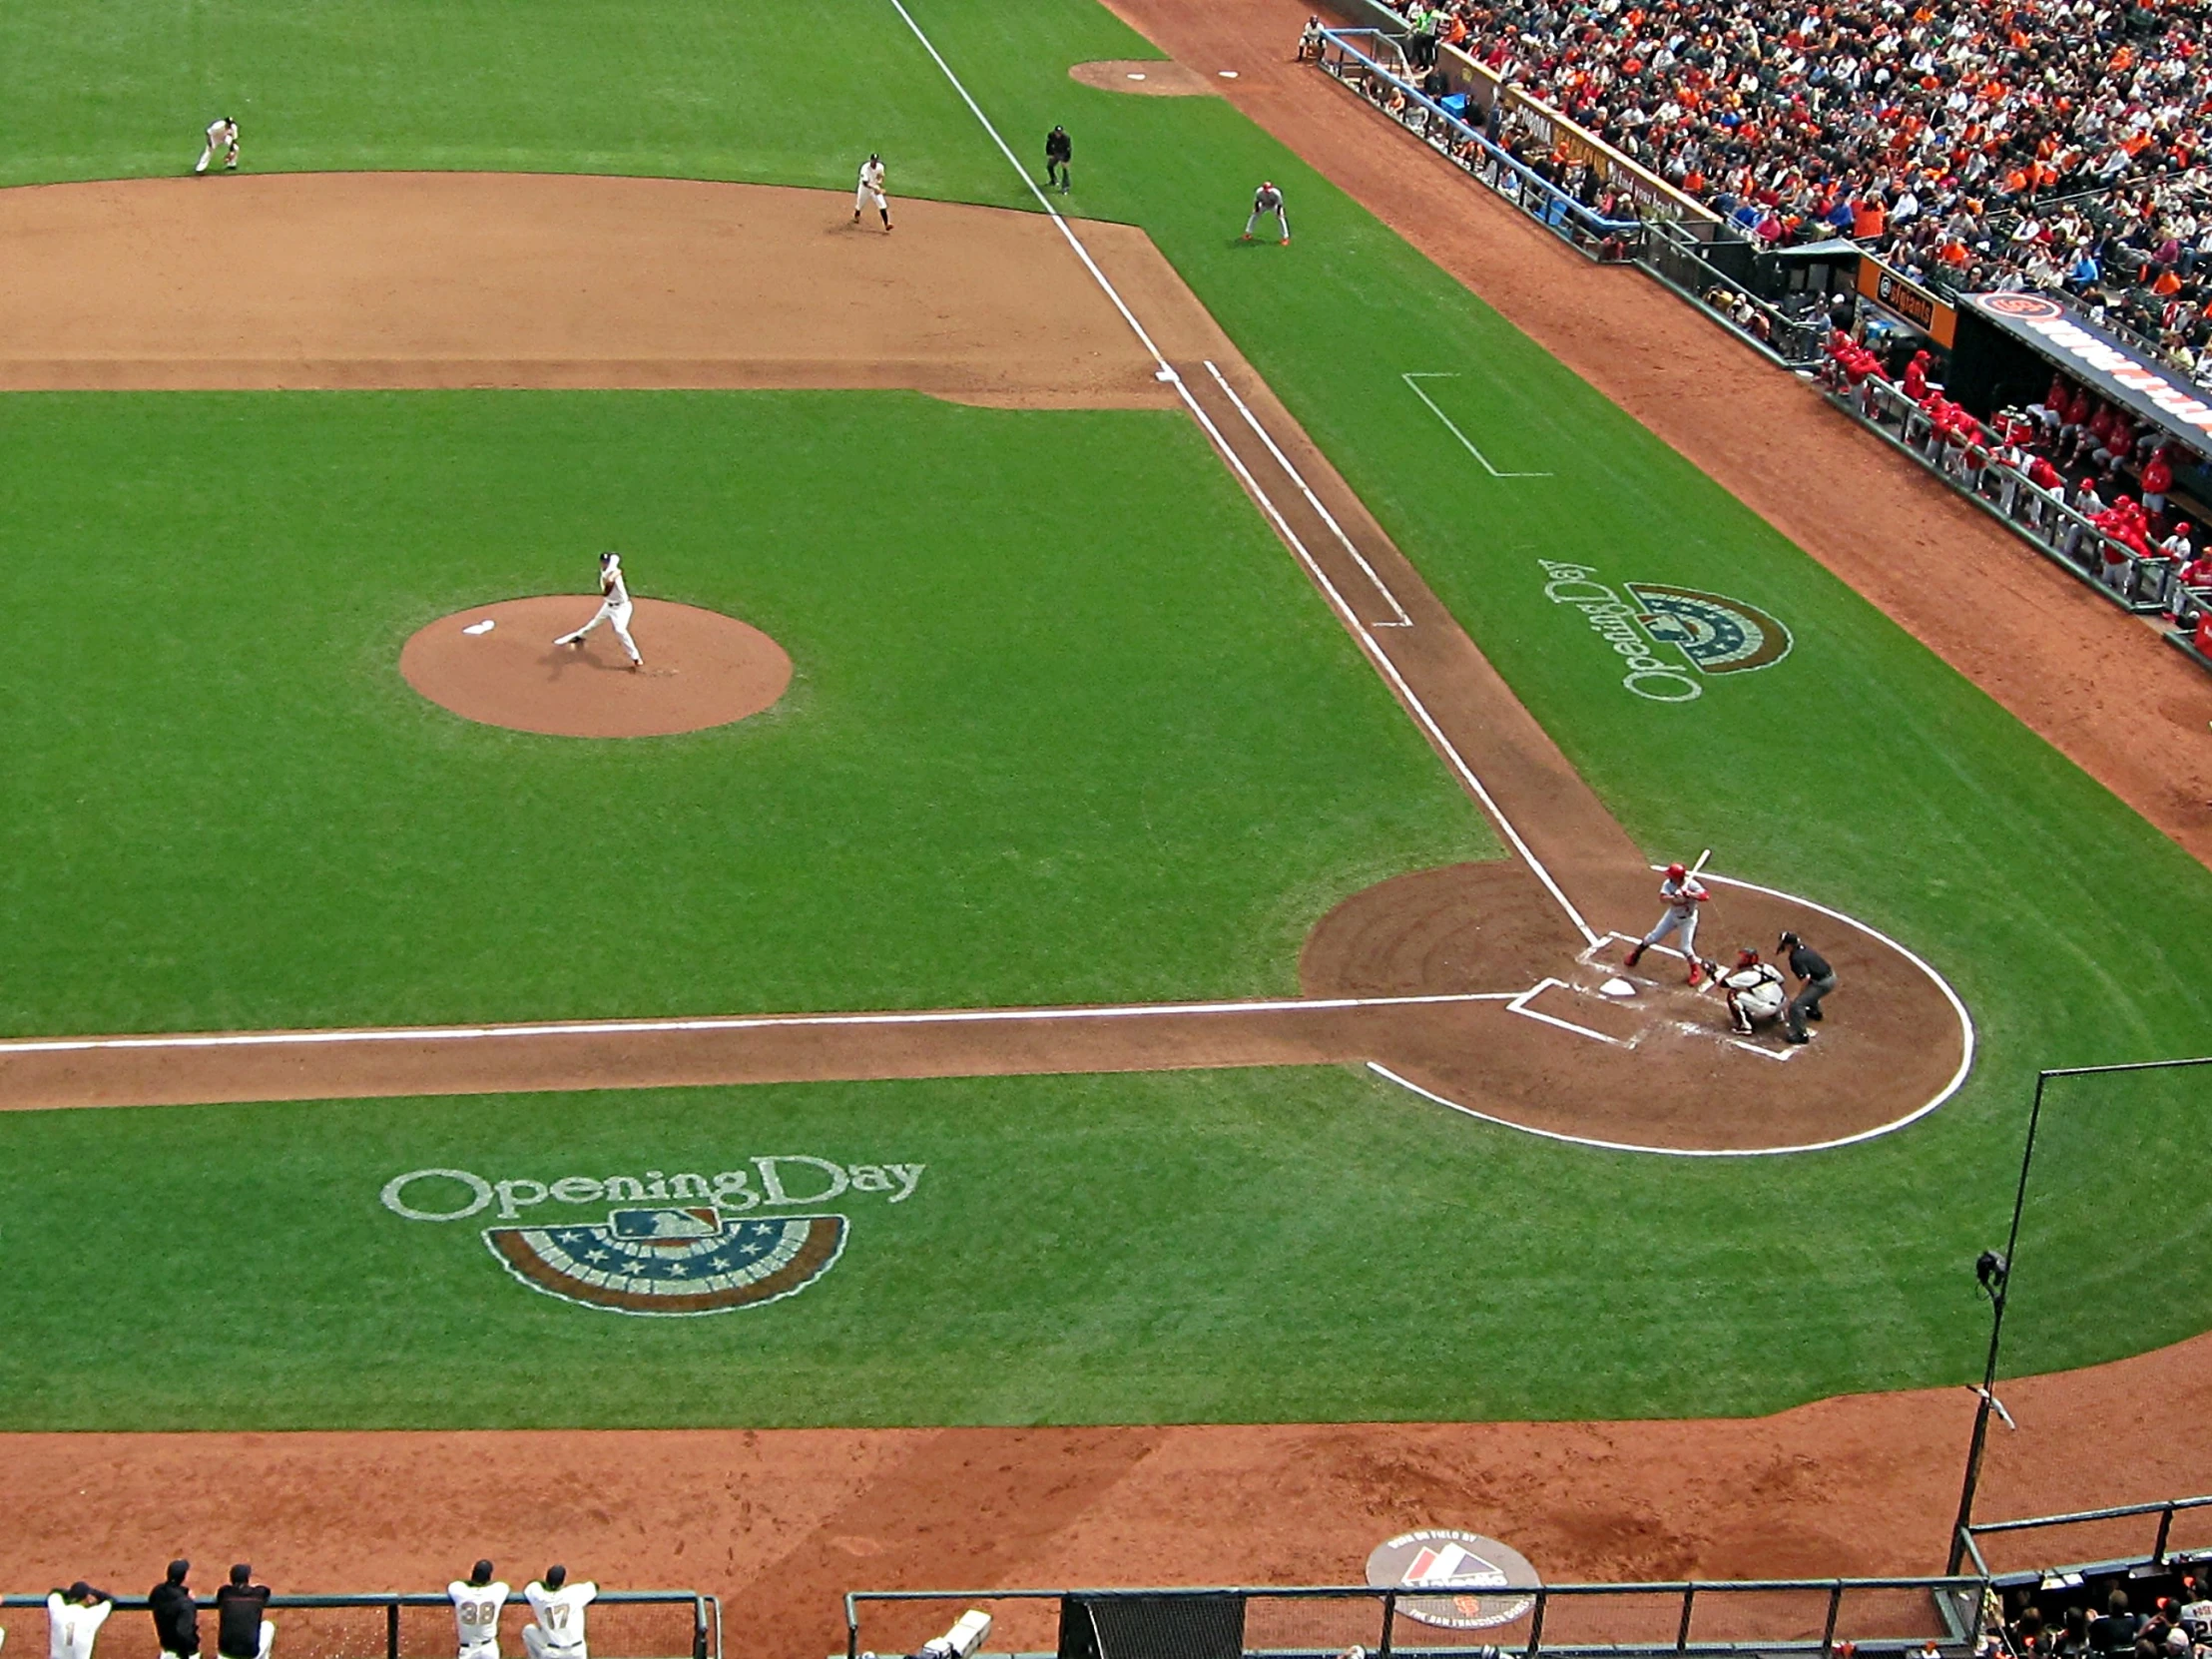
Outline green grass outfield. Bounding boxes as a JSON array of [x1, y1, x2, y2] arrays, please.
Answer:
[[0, 391, 1479, 1033], [2, 0, 2210, 1427]]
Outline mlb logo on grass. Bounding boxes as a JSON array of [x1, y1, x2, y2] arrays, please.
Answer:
[[1537, 559, 1792, 702], [379, 1156, 924, 1317]]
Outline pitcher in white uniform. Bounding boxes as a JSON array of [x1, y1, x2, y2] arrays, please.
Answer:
[[522, 1567, 596, 1659], [554, 551, 644, 669], [449, 1562, 510, 1659]]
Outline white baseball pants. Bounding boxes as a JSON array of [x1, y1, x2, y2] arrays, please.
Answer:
[[522, 1631, 585, 1659], [556, 598, 641, 664], [1638, 907, 1699, 957]]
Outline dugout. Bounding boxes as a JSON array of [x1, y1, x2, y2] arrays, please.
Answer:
[[1948, 292, 2212, 476]]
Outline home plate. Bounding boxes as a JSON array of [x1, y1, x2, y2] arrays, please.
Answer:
[[462, 619, 496, 635], [1599, 977, 1636, 998]]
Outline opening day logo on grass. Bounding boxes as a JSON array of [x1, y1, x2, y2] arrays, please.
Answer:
[[379, 1157, 924, 1318], [1538, 560, 1792, 702]]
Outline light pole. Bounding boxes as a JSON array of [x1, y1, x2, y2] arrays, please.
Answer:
[[1945, 1055, 2212, 1576]]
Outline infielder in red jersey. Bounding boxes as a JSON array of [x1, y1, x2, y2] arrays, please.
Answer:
[[1624, 861, 1711, 986]]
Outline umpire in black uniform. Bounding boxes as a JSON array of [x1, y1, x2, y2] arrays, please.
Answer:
[[1044, 125, 1072, 194], [1778, 930, 1836, 1044]]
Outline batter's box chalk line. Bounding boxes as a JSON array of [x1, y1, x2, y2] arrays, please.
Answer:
[[1401, 373, 1555, 478], [1504, 976, 1637, 1048]]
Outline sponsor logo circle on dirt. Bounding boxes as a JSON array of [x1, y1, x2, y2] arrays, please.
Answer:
[[1366, 1530, 1540, 1629]]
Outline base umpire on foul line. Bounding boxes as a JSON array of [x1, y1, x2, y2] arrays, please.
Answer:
[[1778, 930, 1836, 1044]]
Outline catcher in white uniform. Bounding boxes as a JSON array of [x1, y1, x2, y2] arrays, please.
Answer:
[[1719, 948, 1788, 1034], [449, 1562, 509, 1659], [1623, 860, 1711, 985], [853, 154, 892, 231], [195, 118, 240, 174], [554, 551, 644, 669], [521, 1568, 595, 1659]]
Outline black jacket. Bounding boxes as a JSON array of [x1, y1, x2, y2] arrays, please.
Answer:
[[217, 1584, 272, 1659], [151, 1582, 200, 1657]]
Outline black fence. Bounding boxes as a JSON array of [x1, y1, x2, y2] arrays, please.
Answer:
[[844, 1577, 1987, 1659], [0, 1591, 718, 1659]]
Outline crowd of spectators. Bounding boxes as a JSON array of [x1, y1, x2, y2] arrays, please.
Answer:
[[2000, 1582, 2212, 1659], [1384, 0, 2212, 373]]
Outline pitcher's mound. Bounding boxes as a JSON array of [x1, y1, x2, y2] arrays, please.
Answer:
[[401, 597, 793, 738]]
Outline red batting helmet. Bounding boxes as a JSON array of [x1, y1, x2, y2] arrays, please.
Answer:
[[1666, 861, 1686, 878]]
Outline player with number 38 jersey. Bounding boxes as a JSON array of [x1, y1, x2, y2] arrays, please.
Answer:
[[522, 1567, 596, 1659], [448, 1563, 509, 1659]]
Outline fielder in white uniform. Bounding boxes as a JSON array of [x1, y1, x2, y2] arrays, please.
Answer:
[[1720, 948, 1787, 1034], [554, 551, 644, 668], [196, 118, 240, 175], [522, 1568, 596, 1659], [1623, 860, 1711, 985], [853, 154, 892, 231], [47, 1585, 112, 1659], [449, 1563, 510, 1659]]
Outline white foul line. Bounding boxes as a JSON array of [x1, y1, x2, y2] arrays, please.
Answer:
[[1200, 359, 1410, 627], [882, 0, 1598, 950], [0, 989, 1531, 1059], [1402, 373, 1554, 478]]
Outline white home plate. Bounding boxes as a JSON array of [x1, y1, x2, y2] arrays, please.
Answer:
[[1219, 69, 1239, 77], [1600, 977, 1636, 998], [462, 619, 496, 636], [1127, 72, 1147, 79]]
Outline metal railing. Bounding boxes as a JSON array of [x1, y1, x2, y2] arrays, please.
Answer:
[[0, 1590, 719, 1659], [1962, 1493, 2212, 1579], [845, 1575, 1989, 1659], [1639, 217, 1832, 367], [1315, 29, 1641, 261], [1823, 372, 2186, 615]]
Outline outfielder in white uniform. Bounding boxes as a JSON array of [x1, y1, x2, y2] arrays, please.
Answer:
[[522, 1568, 596, 1659], [554, 551, 644, 668], [1720, 948, 1787, 1034], [196, 118, 240, 175], [1623, 860, 1711, 985], [853, 154, 892, 231], [450, 1563, 510, 1659], [1243, 181, 1290, 244]]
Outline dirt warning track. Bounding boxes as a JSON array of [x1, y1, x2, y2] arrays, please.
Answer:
[[0, 172, 1966, 1152]]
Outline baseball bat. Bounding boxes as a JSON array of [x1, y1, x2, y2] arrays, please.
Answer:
[[1688, 846, 1713, 877]]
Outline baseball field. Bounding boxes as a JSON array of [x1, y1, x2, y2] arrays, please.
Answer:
[[4, 0, 2212, 1537]]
